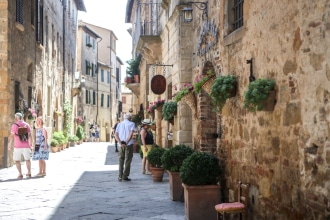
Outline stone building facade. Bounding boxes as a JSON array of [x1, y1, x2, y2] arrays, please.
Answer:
[[0, 0, 85, 168], [126, 0, 330, 219], [76, 21, 123, 141]]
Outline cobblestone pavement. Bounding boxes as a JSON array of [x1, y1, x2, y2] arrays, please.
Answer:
[[0, 142, 185, 220]]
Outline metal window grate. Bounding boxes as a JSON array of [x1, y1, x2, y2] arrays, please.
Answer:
[[233, 0, 243, 30], [16, 0, 24, 24]]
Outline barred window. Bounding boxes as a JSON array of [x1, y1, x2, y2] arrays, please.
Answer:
[[233, 0, 243, 30], [16, 0, 24, 24]]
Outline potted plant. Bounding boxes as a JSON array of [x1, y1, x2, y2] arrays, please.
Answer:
[[174, 83, 194, 102], [68, 135, 78, 147], [161, 101, 177, 121], [193, 70, 216, 94], [147, 147, 166, 182], [50, 139, 59, 153], [126, 56, 141, 83], [180, 151, 222, 220], [76, 125, 85, 144], [161, 144, 194, 201], [243, 78, 276, 112], [174, 83, 197, 115], [210, 75, 238, 111], [52, 131, 66, 151]]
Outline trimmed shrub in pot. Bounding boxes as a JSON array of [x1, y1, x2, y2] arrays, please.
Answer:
[[180, 151, 222, 220], [147, 147, 167, 182], [161, 144, 194, 172], [243, 78, 276, 112], [161, 144, 194, 201], [180, 151, 221, 186], [147, 147, 166, 168]]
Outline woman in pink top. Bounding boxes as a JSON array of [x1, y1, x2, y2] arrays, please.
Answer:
[[8, 112, 32, 179]]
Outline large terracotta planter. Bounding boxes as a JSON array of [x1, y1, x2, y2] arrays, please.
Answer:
[[183, 183, 220, 220], [151, 167, 165, 182], [168, 171, 184, 201]]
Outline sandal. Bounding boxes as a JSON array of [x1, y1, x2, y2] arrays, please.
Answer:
[[17, 175, 23, 179], [26, 174, 31, 178], [36, 173, 43, 177]]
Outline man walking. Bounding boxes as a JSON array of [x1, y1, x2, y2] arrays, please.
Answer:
[[8, 112, 33, 179], [112, 120, 120, 152], [114, 114, 135, 181]]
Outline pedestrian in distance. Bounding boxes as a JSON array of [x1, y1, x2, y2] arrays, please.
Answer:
[[140, 119, 154, 175], [94, 124, 100, 142], [114, 113, 135, 181], [89, 124, 96, 142], [112, 120, 120, 152], [8, 112, 33, 179], [32, 117, 49, 177]]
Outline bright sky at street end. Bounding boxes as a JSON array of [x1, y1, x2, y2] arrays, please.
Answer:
[[78, 0, 132, 78]]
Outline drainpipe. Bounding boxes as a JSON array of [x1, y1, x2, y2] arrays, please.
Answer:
[[62, 2, 66, 106], [96, 37, 102, 123]]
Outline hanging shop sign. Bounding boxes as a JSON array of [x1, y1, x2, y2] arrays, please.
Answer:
[[197, 20, 218, 56], [151, 75, 166, 95]]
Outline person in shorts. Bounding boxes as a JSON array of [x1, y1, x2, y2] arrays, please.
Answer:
[[8, 112, 33, 179]]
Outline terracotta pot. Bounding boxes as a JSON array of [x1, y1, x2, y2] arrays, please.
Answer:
[[168, 171, 184, 201], [51, 146, 58, 153], [151, 167, 165, 182], [201, 75, 216, 95], [133, 74, 140, 83], [182, 183, 220, 220]]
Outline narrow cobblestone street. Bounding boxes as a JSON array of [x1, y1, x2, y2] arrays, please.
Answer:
[[0, 143, 184, 220]]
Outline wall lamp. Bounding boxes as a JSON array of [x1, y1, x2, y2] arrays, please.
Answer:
[[182, 1, 208, 22]]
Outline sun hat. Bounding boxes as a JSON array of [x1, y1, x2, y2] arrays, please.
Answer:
[[15, 112, 23, 118], [141, 119, 152, 125]]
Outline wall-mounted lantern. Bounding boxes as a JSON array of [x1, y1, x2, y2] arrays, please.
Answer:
[[182, 1, 208, 23]]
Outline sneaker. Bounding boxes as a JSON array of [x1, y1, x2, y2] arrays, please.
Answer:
[[118, 177, 122, 181], [145, 171, 152, 175], [122, 178, 131, 181]]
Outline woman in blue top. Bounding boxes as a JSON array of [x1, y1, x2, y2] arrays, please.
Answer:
[[32, 117, 49, 176]]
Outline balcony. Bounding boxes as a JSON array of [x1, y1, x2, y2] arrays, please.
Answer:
[[132, 2, 162, 61], [126, 82, 140, 96]]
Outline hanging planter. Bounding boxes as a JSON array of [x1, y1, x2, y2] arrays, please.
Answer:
[[182, 92, 197, 110], [210, 75, 238, 112], [243, 78, 276, 112], [201, 75, 216, 95]]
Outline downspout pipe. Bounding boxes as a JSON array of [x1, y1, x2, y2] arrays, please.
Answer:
[[96, 37, 102, 123]]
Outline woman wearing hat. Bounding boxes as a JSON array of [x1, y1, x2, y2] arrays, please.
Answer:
[[140, 119, 154, 175]]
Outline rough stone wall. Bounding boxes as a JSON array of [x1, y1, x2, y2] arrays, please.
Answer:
[[0, 0, 36, 168], [207, 0, 330, 219]]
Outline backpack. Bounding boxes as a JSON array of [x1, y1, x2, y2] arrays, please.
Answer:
[[14, 123, 29, 142]]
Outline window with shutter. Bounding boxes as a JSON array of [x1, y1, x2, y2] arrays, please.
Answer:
[[101, 94, 104, 107], [16, 0, 24, 24]]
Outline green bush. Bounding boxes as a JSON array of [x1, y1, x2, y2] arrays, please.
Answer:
[[53, 131, 66, 145], [147, 147, 166, 168], [161, 144, 194, 172], [68, 134, 79, 142], [180, 151, 221, 186], [76, 125, 85, 140], [50, 139, 58, 147]]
